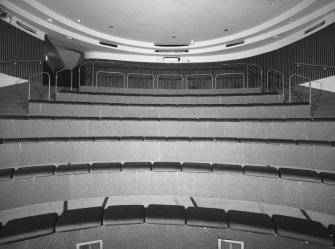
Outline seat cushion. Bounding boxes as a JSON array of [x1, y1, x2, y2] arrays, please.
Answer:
[[0, 213, 58, 245], [146, 204, 185, 225], [320, 172, 335, 185], [228, 210, 274, 234], [90, 162, 122, 173], [56, 207, 103, 232], [212, 164, 243, 174], [186, 207, 228, 228], [103, 205, 144, 225], [13, 165, 56, 179], [244, 165, 278, 178], [0, 168, 14, 182], [55, 164, 90, 175], [279, 168, 321, 182], [152, 162, 181, 172], [122, 162, 151, 171], [182, 162, 212, 173], [272, 215, 332, 246]]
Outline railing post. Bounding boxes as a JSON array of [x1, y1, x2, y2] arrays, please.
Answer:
[[92, 62, 95, 86], [289, 75, 292, 103], [70, 69, 73, 91]]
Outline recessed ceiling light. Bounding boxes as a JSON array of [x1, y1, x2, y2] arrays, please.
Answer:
[[109, 25, 114, 29], [76, 19, 81, 23], [272, 35, 280, 39], [66, 36, 73, 40], [288, 18, 294, 23], [224, 29, 228, 32], [172, 36, 176, 39], [190, 40, 195, 45], [47, 18, 53, 23]]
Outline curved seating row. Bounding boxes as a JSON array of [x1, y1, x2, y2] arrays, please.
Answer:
[[1, 162, 334, 184], [0, 204, 333, 246]]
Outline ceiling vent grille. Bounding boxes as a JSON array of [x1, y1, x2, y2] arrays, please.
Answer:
[[155, 43, 189, 47], [76, 240, 103, 249], [100, 41, 118, 48], [155, 49, 188, 53], [218, 239, 244, 249], [16, 21, 37, 34], [304, 20, 325, 34], [226, 40, 245, 48]]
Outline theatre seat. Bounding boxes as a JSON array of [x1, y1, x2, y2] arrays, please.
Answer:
[[56, 207, 103, 232], [103, 205, 144, 225], [182, 162, 212, 173], [320, 172, 335, 185], [152, 162, 181, 172], [55, 163, 90, 175], [0, 213, 58, 245], [244, 165, 279, 178], [329, 224, 335, 246], [272, 215, 332, 246], [279, 168, 321, 182], [90, 162, 122, 173], [228, 210, 275, 235], [122, 162, 152, 171], [0, 168, 14, 181], [13, 165, 56, 179], [186, 207, 228, 229], [212, 163, 243, 174], [146, 204, 185, 225]]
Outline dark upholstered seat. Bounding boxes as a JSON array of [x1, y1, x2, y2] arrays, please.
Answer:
[[122, 162, 152, 171], [279, 168, 321, 182], [212, 164, 243, 174], [228, 210, 274, 234], [152, 162, 181, 172], [272, 215, 332, 246], [297, 140, 332, 147], [182, 162, 212, 173], [56, 207, 103, 232], [146, 204, 185, 225], [320, 172, 335, 185], [103, 205, 144, 225], [90, 162, 122, 173], [55, 164, 90, 175], [328, 224, 335, 246], [267, 139, 296, 145], [13, 165, 56, 179], [0, 213, 58, 245], [0, 168, 14, 181], [244, 165, 279, 178], [186, 207, 228, 228]]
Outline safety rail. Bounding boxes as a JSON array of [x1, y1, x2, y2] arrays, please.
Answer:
[[247, 63, 263, 89], [28, 72, 51, 101], [0, 60, 43, 65], [96, 71, 126, 88], [78, 61, 95, 88], [127, 73, 155, 89], [156, 74, 184, 89], [266, 69, 285, 96], [215, 73, 245, 89], [289, 74, 312, 108], [55, 68, 73, 93], [186, 74, 214, 89], [295, 62, 335, 71]]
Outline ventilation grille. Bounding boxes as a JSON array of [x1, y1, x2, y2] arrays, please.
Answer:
[[304, 20, 325, 34], [219, 239, 244, 249], [226, 40, 245, 48], [100, 41, 118, 48], [76, 240, 103, 249], [16, 21, 37, 34]]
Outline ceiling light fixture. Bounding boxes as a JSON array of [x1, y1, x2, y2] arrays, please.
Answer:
[[76, 19, 81, 23], [66, 36, 73, 40], [288, 18, 294, 23], [172, 36, 176, 39], [109, 25, 114, 29], [190, 40, 195, 45], [163, 57, 180, 63], [224, 29, 228, 32], [272, 35, 280, 39], [47, 18, 53, 23]]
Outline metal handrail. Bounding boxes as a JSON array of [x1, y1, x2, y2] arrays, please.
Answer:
[[157, 74, 184, 89], [215, 73, 245, 89], [96, 71, 126, 88], [266, 69, 285, 96], [78, 61, 95, 88], [247, 63, 263, 89], [0, 60, 43, 65], [295, 62, 335, 71], [94, 61, 141, 74], [55, 68, 73, 93], [28, 72, 51, 101], [289, 74, 312, 108], [185, 74, 214, 89], [127, 73, 155, 89]]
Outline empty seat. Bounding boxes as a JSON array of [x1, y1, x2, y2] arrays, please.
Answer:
[[55, 164, 90, 175], [186, 207, 228, 229], [152, 162, 181, 172], [320, 172, 335, 185], [212, 164, 243, 174], [56, 207, 103, 232], [228, 210, 274, 235], [279, 168, 321, 182], [0, 168, 14, 181], [146, 204, 185, 225], [122, 162, 151, 171], [103, 205, 144, 225], [272, 215, 332, 246], [0, 213, 58, 245], [13, 165, 56, 179], [182, 162, 212, 173], [90, 162, 122, 173], [244, 165, 279, 178]]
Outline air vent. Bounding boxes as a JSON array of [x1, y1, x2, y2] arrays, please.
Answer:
[[76, 240, 103, 249], [99, 41, 118, 48], [226, 40, 245, 48], [155, 49, 188, 53], [218, 239, 244, 249], [155, 43, 189, 47], [16, 21, 37, 34], [304, 20, 325, 34]]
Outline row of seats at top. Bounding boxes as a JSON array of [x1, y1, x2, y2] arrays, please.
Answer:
[[0, 204, 334, 246], [1, 162, 334, 185]]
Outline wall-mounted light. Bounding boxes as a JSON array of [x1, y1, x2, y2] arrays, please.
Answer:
[[163, 57, 180, 63]]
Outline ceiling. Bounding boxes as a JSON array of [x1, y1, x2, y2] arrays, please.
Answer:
[[1, 0, 335, 63]]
